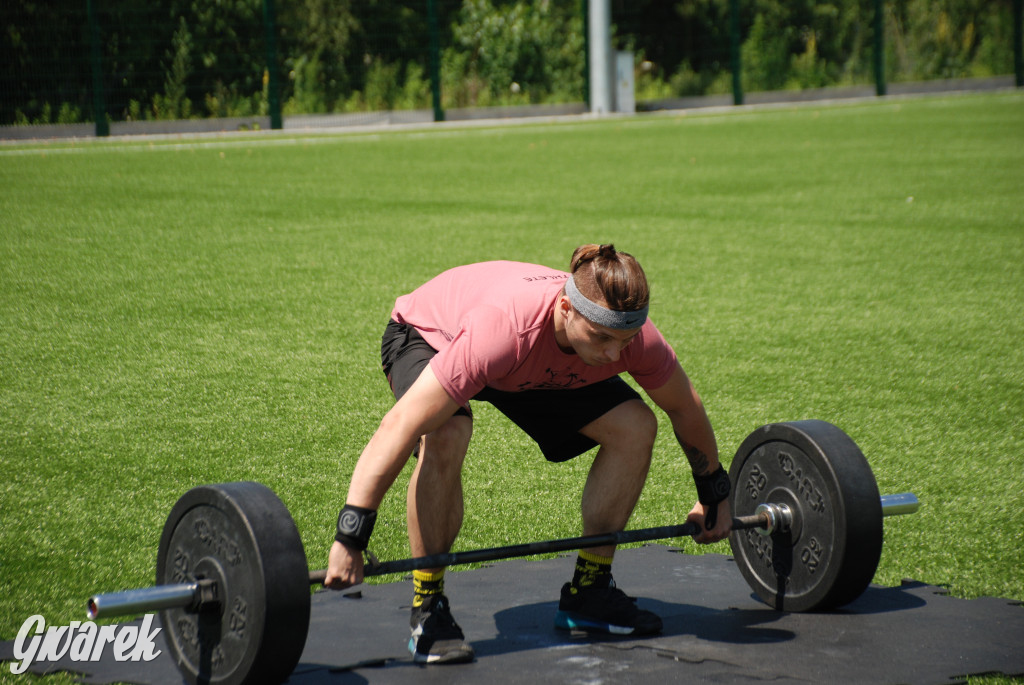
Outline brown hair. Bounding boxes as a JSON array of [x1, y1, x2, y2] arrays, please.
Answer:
[[569, 244, 649, 311]]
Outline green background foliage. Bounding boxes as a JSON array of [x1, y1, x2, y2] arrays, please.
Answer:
[[1, 0, 1018, 125]]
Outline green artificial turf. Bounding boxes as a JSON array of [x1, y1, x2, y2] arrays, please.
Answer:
[[1, 93, 1022, 680]]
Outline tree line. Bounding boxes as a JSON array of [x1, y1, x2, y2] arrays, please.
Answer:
[[0, 0, 1016, 126]]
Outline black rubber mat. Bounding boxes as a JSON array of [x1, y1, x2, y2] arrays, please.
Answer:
[[3, 546, 1022, 684]]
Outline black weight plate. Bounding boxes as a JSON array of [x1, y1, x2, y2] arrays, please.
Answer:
[[156, 482, 310, 685], [728, 421, 883, 612]]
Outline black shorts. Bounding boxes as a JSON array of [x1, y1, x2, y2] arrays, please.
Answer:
[[381, 319, 642, 462]]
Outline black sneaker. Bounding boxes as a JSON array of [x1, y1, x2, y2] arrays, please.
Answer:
[[554, 582, 663, 635], [408, 594, 475, 664]]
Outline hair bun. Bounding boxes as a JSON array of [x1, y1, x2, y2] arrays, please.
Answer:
[[567, 243, 650, 313]]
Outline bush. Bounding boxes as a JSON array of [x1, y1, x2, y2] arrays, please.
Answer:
[[3, 0, 1017, 124], [443, 0, 584, 107]]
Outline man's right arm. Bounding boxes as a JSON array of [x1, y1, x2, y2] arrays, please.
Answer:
[[324, 364, 460, 589]]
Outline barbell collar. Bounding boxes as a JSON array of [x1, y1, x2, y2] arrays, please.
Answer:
[[753, 502, 793, 537]]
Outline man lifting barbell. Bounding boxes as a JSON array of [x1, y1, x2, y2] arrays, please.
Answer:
[[84, 249, 920, 684], [324, 243, 733, 664]]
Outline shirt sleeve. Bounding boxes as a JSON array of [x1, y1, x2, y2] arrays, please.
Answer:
[[626, 321, 679, 391], [428, 306, 520, 406]]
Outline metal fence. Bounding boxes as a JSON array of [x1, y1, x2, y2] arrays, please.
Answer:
[[1, 0, 1021, 139]]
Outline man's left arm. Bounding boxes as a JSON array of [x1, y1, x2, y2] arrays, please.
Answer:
[[645, 363, 732, 544]]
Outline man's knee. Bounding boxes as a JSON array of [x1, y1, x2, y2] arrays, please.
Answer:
[[420, 415, 473, 462], [588, 399, 658, 454], [621, 400, 658, 451]]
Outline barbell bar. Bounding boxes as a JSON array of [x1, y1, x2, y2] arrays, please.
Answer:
[[88, 494, 917, 621]]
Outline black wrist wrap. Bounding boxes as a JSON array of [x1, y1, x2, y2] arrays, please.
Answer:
[[693, 466, 731, 531], [694, 465, 731, 504], [335, 504, 377, 550]]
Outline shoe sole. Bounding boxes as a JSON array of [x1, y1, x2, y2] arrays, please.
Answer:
[[409, 639, 475, 664], [554, 610, 642, 635]]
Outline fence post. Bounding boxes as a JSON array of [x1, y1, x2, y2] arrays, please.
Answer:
[[874, 0, 887, 96], [581, 0, 590, 110], [86, 0, 109, 137], [588, 0, 612, 114], [729, 0, 743, 106], [428, 0, 445, 122], [1015, 0, 1023, 88], [262, 0, 282, 129]]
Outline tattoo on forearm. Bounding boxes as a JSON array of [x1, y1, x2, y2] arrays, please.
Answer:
[[675, 430, 710, 474]]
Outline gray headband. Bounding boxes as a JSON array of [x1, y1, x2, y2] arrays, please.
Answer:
[[564, 275, 648, 330]]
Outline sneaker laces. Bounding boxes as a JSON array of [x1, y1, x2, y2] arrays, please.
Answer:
[[597, 585, 639, 610]]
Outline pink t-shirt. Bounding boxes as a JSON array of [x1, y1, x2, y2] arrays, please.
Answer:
[[391, 261, 678, 407]]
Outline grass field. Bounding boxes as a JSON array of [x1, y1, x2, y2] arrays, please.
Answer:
[[1, 91, 1022, 678]]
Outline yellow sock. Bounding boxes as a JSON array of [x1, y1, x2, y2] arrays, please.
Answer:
[[412, 569, 445, 608], [579, 550, 614, 565]]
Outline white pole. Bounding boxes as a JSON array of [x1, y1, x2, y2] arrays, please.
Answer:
[[588, 0, 612, 115]]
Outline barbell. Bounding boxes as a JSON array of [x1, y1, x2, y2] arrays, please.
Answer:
[[86, 420, 919, 684]]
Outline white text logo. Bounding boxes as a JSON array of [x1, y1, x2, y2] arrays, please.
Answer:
[[10, 614, 161, 674]]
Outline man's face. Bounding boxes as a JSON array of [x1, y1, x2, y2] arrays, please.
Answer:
[[562, 304, 641, 366]]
